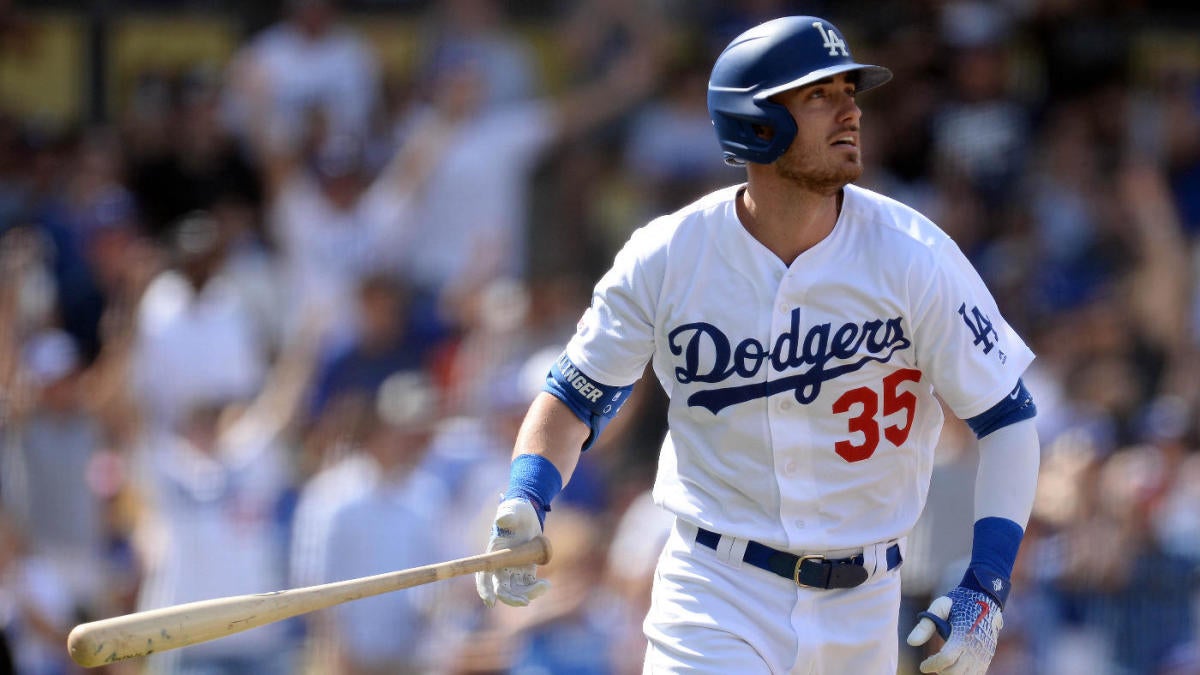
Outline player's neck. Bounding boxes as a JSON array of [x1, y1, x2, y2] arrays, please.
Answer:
[[738, 180, 842, 266]]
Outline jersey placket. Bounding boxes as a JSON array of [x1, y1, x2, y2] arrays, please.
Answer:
[[766, 266, 820, 550]]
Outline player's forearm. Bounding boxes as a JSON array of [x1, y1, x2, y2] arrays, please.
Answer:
[[962, 417, 1040, 604], [497, 393, 590, 528], [511, 392, 590, 485], [974, 418, 1039, 528]]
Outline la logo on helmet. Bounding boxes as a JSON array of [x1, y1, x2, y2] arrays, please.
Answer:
[[813, 22, 849, 56]]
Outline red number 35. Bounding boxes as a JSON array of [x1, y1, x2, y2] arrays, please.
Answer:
[[831, 369, 922, 462]]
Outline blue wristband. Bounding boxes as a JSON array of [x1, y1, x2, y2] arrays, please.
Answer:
[[960, 516, 1023, 608], [504, 454, 563, 529]]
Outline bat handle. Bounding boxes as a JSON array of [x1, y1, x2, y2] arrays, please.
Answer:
[[505, 535, 554, 567]]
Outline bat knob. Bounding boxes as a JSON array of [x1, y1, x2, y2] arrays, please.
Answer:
[[532, 534, 554, 565], [67, 622, 109, 668]]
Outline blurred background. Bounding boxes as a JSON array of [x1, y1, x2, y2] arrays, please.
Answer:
[[0, 0, 1198, 673]]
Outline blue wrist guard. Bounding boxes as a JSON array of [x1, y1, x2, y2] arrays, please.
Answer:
[[960, 516, 1023, 608], [504, 454, 563, 529]]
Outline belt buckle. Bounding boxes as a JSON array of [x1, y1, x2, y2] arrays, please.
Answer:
[[793, 554, 825, 587]]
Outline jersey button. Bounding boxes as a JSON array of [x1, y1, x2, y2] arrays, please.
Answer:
[[784, 460, 797, 475], [779, 399, 794, 411], [778, 303, 788, 313]]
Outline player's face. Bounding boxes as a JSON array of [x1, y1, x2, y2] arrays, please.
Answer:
[[771, 73, 863, 194]]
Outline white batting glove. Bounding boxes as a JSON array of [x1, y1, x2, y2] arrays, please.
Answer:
[[907, 586, 1004, 674], [475, 498, 550, 607]]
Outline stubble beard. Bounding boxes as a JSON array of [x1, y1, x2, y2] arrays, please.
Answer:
[[774, 145, 863, 195]]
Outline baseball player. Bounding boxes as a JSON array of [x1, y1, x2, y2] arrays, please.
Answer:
[[476, 16, 1040, 675]]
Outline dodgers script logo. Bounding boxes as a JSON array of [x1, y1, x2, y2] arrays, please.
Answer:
[[668, 309, 911, 414]]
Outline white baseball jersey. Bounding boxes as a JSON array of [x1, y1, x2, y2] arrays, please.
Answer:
[[565, 182, 1034, 552]]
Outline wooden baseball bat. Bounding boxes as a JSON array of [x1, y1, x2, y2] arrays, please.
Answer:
[[67, 536, 552, 668]]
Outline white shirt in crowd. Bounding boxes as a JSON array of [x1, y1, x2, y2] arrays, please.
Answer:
[[289, 451, 378, 590], [400, 101, 555, 292], [133, 271, 266, 430], [225, 22, 380, 148], [323, 466, 450, 669], [134, 415, 293, 663], [270, 172, 416, 341]]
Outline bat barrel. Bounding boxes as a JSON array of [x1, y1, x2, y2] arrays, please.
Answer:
[[67, 536, 552, 668], [67, 592, 302, 668]]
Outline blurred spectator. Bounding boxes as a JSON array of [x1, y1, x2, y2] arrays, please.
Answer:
[[323, 372, 447, 675], [603, 489, 673, 675], [289, 393, 375, 590], [419, 0, 538, 107], [441, 278, 539, 417], [1036, 444, 1198, 674], [33, 131, 144, 362], [0, 330, 107, 614], [0, 113, 28, 233], [309, 272, 444, 419], [250, 78, 452, 345], [130, 212, 267, 430], [224, 0, 381, 152], [1023, 103, 1124, 317], [623, 49, 741, 218], [931, 2, 1029, 207], [128, 69, 262, 241], [0, 226, 55, 358], [287, 391, 375, 674], [393, 17, 662, 322], [0, 223, 140, 627], [132, 316, 320, 675], [0, 514, 74, 675]]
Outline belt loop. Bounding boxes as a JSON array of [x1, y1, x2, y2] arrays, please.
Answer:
[[862, 542, 881, 578], [717, 534, 748, 568], [866, 539, 905, 581], [676, 519, 698, 549]]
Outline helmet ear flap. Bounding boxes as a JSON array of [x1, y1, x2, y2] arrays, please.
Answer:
[[712, 99, 797, 166]]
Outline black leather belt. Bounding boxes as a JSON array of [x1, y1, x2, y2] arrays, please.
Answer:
[[696, 527, 902, 589]]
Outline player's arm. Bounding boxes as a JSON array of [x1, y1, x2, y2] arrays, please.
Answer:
[[503, 352, 635, 515], [907, 381, 1039, 674], [475, 356, 634, 608], [476, 220, 661, 608], [501, 393, 590, 523], [963, 381, 1039, 602]]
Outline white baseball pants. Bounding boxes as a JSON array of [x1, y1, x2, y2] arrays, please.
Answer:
[[643, 519, 903, 674]]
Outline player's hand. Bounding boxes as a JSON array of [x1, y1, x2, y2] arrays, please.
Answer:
[[475, 498, 550, 607], [906, 586, 1004, 674]]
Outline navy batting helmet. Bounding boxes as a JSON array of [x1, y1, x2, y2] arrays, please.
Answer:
[[707, 17, 892, 165]]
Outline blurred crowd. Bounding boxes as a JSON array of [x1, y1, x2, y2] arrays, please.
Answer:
[[0, 0, 1199, 674]]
